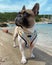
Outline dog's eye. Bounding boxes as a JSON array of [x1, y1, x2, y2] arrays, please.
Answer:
[[17, 12, 23, 17], [23, 12, 30, 17], [23, 12, 27, 17]]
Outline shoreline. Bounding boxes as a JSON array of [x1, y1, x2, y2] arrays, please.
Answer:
[[0, 21, 52, 28], [0, 21, 49, 28], [36, 44, 52, 56]]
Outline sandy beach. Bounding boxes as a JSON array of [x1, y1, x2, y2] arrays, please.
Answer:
[[0, 27, 52, 65]]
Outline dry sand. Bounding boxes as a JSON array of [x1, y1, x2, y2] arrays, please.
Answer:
[[0, 28, 52, 65]]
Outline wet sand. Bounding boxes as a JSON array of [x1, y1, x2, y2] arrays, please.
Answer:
[[0, 29, 52, 65]]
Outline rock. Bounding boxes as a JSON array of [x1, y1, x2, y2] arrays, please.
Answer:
[[0, 24, 8, 27]]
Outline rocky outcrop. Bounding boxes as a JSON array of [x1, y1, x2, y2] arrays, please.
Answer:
[[0, 24, 8, 27]]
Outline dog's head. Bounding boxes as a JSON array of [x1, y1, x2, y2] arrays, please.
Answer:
[[15, 3, 39, 28]]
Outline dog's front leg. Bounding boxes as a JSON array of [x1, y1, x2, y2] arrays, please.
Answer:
[[30, 38, 37, 58], [18, 35, 27, 64], [13, 27, 18, 48]]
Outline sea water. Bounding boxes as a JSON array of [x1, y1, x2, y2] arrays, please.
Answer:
[[35, 23, 52, 48]]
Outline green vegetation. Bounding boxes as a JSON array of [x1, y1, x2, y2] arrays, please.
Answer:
[[0, 12, 17, 22], [0, 12, 52, 22], [35, 15, 52, 22]]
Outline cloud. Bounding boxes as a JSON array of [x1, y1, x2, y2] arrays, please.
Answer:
[[0, 0, 26, 12], [45, 4, 52, 12], [0, 4, 19, 12], [24, 0, 48, 14], [0, 0, 52, 14], [0, 0, 10, 2], [0, 0, 4, 1]]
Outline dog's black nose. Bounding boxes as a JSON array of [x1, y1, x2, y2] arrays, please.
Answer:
[[15, 14, 23, 26], [17, 17, 20, 21], [15, 16, 22, 22], [18, 14, 22, 17]]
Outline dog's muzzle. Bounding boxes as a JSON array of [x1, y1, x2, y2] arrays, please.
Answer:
[[15, 14, 23, 26]]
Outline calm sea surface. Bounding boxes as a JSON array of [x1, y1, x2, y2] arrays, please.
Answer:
[[35, 23, 52, 47]]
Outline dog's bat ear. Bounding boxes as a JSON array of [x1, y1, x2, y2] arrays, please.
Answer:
[[22, 5, 26, 10], [32, 3, 39, 15]]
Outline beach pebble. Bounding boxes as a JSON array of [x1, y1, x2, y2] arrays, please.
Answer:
[[0, 57, 7, 62]]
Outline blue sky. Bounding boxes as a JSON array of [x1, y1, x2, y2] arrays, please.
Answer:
[[0, 0, 52, 14]]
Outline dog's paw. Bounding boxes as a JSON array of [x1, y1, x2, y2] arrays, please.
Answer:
[[13, 44, 17, 48], [31, 53, 35, 58], [21, 57, 27, 64]]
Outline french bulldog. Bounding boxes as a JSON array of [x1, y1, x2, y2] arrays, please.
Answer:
[[13, 3, 39, 64]]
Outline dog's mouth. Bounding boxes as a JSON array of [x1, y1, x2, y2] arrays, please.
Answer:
[[15, 16, 23, 27], [15, 17, 30, 28], [22, 18, 30, 28]]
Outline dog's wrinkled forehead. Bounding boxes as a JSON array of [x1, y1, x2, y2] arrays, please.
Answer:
[[21, 9, 34, 16]]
